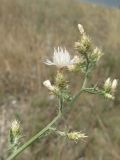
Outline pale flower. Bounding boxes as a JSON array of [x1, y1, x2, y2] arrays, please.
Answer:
[[78, 24, 84, 34], [111, 79, 118, 93], [44, 47, 76, 68], [43, 80, 55, 91], [104, 77, 112, 91], [92, 47, 103, 61]]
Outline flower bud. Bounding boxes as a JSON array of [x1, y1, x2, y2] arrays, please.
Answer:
[[55, 71, 67, 89], [80, 34, 91, 54], [75, 35, 91, 54], [75, 42, 81, 50], [78, 24, 84, 34], [43, 80, 55, 91], [72, 55, 81, 64], [11, 120, 20, 137], [68, 55, 81, 72], [104, 78, 112, 92], [83, 34, 91, 46], [105, 93, 114, 100], [67, 131, 87, 142], [92, 47, 103, 62], [111, 79, 118, 93], [67, 64, 76, 71]]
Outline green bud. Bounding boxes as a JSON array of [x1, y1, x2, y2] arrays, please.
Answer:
[[11, 120, 20, 137]]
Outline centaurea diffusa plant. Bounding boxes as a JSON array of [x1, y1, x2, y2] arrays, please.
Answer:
[[7, 24, 118, 160]]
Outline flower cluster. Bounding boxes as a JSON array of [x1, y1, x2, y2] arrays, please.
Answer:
[[44, 24, 103, 85], [73, 24, 103, 73]]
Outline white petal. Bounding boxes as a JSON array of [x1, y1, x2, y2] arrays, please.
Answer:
[[44, 47, 73, 68], [44, 59, 55, 65]]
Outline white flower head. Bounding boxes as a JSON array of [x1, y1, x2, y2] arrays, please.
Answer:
[[43, 80, 55, 91], [44, 47, 75, 68]]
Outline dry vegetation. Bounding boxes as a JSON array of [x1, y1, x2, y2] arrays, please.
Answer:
[[0, 0, 120, 159]]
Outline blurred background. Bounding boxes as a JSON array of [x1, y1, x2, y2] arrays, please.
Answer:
[[0, 0, 120, 159]]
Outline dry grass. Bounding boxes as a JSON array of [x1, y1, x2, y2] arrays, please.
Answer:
[[0, 0, 120, 159]]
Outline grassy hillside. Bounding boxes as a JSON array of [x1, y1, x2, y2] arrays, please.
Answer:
[[0, 0, 120, 159]]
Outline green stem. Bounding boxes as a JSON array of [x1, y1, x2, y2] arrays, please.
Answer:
[[7, 112, 61, 160], [70, 89, 83, 106], [83, 88, 104, 96], [70, 71, 88, 106], [70, 56, 90, 106], [49, 127, 65, 137], [59, 97, 63, 113], [70, 73, 104, 108]]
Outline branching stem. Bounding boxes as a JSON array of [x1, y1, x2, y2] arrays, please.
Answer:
[[7, 99, 63, 160]]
